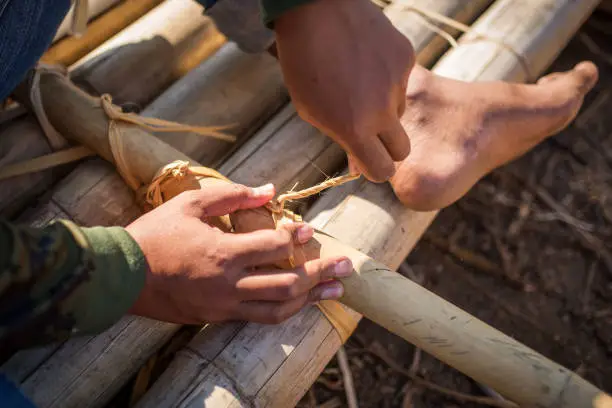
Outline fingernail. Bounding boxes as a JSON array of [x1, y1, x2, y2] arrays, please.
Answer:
[[320, 283, 344, 300], [333, 259, 353, 278], [297, 224, 314, 243], [252, 183, 275, 198]]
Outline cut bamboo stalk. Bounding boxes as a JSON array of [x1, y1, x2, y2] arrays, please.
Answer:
[[53, 0, 120, 43], [43, 0, 164, 66], [0, 0, 224, 217], [70, 0, 226, 106], [0, 1, 477, 403], [136, 1, 607, 407], [2, 44, 286, 408], [385, 0, 494, 67]]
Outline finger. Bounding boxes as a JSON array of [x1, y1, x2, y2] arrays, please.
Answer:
[[228, 222, 314, 268], [181, 183, 275, 219], [378, 117, 410, 161], [348, 135, 395, 183], [236, 257, 352, 301], [308, 280, 345, 302], [237, 295, 309, 324], [347, 154, 361, 176]]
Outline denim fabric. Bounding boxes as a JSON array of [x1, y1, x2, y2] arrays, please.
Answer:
[[0, 0, 71, 101], [0, 375, 35, 408]]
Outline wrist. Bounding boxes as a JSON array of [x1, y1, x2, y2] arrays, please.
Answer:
[[71, 223, 147, 333]]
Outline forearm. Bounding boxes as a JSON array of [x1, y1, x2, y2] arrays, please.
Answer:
[[0, 219, 146, 354]]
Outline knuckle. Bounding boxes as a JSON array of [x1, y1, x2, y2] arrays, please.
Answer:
[[179, 189, 204, 207], [270, 307, 290, 324], [305, 259, 325, 281], [272, 230, 293, 252], [230, 183, 250, 198], [279, 275, 301, 299]]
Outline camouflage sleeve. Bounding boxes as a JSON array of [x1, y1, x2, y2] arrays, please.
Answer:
[[0, 219, 146, 354]]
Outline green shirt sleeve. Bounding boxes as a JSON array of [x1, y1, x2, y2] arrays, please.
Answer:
[[259, 0, 315, 27], [0, 219, 146, 353]]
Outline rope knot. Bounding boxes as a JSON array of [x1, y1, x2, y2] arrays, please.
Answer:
[[145, 160, 230, 208]]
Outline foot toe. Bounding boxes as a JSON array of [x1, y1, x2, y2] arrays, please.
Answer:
[[536, 61, 598, 95]]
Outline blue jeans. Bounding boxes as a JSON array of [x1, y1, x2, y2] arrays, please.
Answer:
[[0, 0, 71, 101], [0, 376, 35, 408]]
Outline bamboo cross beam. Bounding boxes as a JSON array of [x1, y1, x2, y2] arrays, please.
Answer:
[[52, 0, 121, 43], [0, 0, 224, 217], [1, 2, 487, 406], [138, 0, 610, 407], [43, 0, 164, 66], [385, 0, 493, 67], [69, 0, 226, 107]]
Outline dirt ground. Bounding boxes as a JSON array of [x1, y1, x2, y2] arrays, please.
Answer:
[[299, 11, 612, 408]]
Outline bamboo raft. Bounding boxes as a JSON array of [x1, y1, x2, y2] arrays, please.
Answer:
[[0, 0, 609, 407]]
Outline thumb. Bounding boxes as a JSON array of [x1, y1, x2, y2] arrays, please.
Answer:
[[378, 117, 410, 162], [347, 154, 361, 176], [186, 183, 276, 219]]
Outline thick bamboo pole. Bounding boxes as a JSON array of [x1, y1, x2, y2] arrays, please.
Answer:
[[42, 0, 164, 66], [70, 0, 226, 106], [53, 0, 120, 43], [1, 44, 286, 408], [0, 1, 478, 405], [385, 0, 493, 67], [0, 0, 224, 217], [137, 1, 608, 407]]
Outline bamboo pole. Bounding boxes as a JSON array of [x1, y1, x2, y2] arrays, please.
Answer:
[[42, 0, 164, 66], [69, 0, 226, 106], [0, 1, 479, 404], [385, 0, 493, 67], [136, 1, 609, 407], [0, 0, 224, 217], [53, 0, 121, 43]]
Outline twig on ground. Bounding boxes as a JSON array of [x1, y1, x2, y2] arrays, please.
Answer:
[[316, 370, 343, 391], [337, 346, 359, 408], [357, 345, 518, 408], [401, 384, 418, 408], [481, 222, 518, 281], [318, 396, 343, 408], [477, 383, 508, 402], [583, 259, 599, 314], [579, 32, 612, 67], [409, 348, 422, 375], [508, 192, 533, 237], [401, 348, 423, 408], [399, 261, 425, 285], [528, 184, 612, 278], [307, 388, 317, 408], [530, 186, 595, 231], [424, 233, 501, 276]]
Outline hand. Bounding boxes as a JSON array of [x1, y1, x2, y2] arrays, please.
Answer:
[[126, 183, 352, 325], [275, 0, 415, 182]]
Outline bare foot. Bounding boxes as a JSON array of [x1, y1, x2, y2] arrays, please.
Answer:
[[390, 62, 599, 211]]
